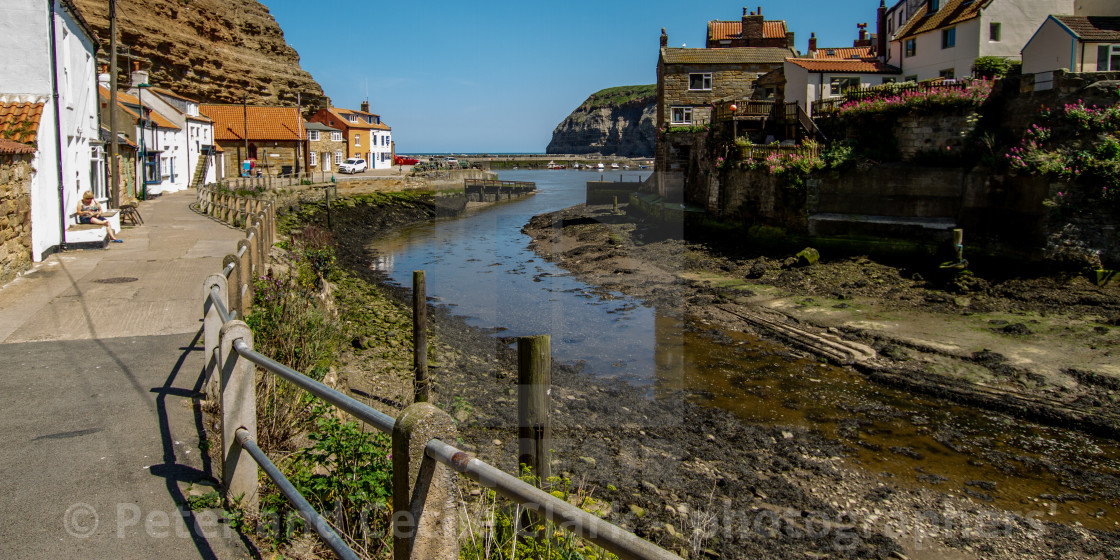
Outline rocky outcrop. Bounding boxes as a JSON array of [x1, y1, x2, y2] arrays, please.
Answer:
[[547, 85, 656, 157], [72, 0, 328, 109]]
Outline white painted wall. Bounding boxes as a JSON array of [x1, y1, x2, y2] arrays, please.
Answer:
[[783, 62, 811, 114], [370, 130, 393, 169], [1075, 0, 1120, 16], [1022, 18, 1079, 73], [980, 0, 1076, 59], [898, 19, 982, 81], [1, 1, 101, 260]]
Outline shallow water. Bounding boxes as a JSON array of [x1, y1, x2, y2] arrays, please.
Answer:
[[368, 169, 1120, 532]]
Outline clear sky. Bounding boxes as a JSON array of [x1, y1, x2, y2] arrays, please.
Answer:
[[262, 0, 881, 153]]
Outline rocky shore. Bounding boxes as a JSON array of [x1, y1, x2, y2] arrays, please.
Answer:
[[320, 196, 1119, 559]]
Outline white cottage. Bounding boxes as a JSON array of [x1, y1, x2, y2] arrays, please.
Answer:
[[889, 0, 1074, 81], [0, 0, 108, 258]]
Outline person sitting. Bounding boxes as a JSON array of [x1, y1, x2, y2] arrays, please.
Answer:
[[77, 191, 122, 243]]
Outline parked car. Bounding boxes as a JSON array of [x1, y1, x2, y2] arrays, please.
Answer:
[[339, 158, 367, 174]]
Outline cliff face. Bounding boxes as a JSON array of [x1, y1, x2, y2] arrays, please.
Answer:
[[547, 85, 656, 157], [72, 0, 328, 109]]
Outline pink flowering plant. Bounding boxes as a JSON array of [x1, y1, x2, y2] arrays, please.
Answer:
[[1005, 100, 1120, 210], [838, 80, 994, 117]]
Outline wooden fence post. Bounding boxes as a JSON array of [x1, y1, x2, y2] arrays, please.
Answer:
[[413, 270, 429, 403], [219, 320, 258, 513], [392, 403, 459, 560], [202, 273, 228, 400], [518, 335, 552, 484]]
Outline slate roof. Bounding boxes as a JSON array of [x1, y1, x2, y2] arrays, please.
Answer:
[[0, 100, 45, 146], [786, 58, 902, 74], [1052, 15, 1120, 42], [707, 20, 789, 42], [304, 121, 340, 132], [199, 105, 305, 142], [897, 0, 987, 40], [661, 47, 796, 65]]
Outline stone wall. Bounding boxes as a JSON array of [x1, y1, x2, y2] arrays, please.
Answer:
[[0, 153, 33, 284], [894, 113, 977, 161], [660, 63, 781, 127]]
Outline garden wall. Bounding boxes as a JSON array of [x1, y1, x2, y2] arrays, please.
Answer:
[[0, 153, 33, 284]]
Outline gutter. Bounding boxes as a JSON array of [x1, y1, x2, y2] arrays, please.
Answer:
[[48, 0, 67, 252]]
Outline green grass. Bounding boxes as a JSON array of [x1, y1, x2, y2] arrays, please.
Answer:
[[584, 85, 656, 110]]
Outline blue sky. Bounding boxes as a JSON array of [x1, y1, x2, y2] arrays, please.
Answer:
[[263, 1, 880, 153]]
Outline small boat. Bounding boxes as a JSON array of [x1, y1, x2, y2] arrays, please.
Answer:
[[623, 164, 630, 170], [597, 163, 605, 170], [610, 162, 620, 170]]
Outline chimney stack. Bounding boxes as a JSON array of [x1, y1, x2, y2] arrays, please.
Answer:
[[98, 64, 110, 89], [130, 61, 149, 88], [360, 100, 370, 113], [660, 27, 668, 47], [877, 0, 888, 60], [741, 6, 764, 42], [808, 32, 817, 54]]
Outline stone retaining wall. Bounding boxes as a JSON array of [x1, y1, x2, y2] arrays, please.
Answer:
[[894, 113, 977, 161], [0, 153, 33, 283]]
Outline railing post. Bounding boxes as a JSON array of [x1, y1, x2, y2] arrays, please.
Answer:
[[219, 321, 258, 513], [392, 403, 459, 560], [237, 239, 253, 318], [518, 335, 552, 484], [223, 253, 242, 321], [202, 273, 228, 400], [413, 270, 429, 403], [252, 218, 265, 273]]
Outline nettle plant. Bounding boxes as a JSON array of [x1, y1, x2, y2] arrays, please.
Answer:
[[1005, 100, 1120, 209]]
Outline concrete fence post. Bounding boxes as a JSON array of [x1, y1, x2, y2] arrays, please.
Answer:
[[392, 403, 459, 560], [223, 254, 242, 319], [237, 239, 253, 318], [219, 320, 258, 513], [202, 273, 228, 400]]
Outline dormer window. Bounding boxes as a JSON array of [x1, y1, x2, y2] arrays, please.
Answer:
[[927, 0, 939, 13], [826, 49, 836, 56], [348, 114, 358, 123]]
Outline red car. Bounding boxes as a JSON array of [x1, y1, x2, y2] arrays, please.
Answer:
[[394, 156, 419, 166]]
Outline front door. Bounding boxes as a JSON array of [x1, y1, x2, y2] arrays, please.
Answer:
[[322, 152, 330, 171]]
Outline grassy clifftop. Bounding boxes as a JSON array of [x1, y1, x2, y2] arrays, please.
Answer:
[[584, 84, 657, 109]]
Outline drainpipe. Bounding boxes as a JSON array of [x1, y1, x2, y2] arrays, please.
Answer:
[[48, 0, 67, 252]]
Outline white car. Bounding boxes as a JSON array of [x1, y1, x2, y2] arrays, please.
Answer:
[[339, 158, 367, 174]]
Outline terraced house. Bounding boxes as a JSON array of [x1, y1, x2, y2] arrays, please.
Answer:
[[308, 102, 393, 170], [1, 0, 109, 262], [200, 104, 306, 178], [656, 7, 796, 130]]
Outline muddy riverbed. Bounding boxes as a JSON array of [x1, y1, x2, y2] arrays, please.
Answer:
[[324, 196, 1120, 559]]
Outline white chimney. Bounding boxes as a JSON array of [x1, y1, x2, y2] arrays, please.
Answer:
[[131, 62, 149, 87]]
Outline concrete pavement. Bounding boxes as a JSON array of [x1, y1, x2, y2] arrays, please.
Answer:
[[0, 190, 252, 558]]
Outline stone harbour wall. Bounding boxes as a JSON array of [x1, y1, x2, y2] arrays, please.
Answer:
[[894, 113, 977, 161], [0, 153, 33, 284]]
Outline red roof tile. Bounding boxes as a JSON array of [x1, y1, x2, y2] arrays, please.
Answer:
[[322, 108, 391, 131], [897, 0, 983, 39], [199, 105, 305, 142], [0, 138, 34, 154], [1053, 16, 1120, 42], [98, 86, 180, 130], [0, 101, 44, 146], [708, 20, 789, 42], [786, 58, 902, 73], [811, 46, 874, 60]]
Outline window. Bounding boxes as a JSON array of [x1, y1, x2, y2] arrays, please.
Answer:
[[905, 39, 917, 57], [309, 151, 317, 166], [309, 130, 319, 141], [927, 0, 939, 12], [354, 134, 360, 146], [882, 77, 898, 84], [347, 114, 358, 123], [989, 22, 1002, 42], [331, 132, 342, 142], [688, 73, 713, 91], [939, 68, 955, 79], [941, 27, 956, 49], [829, 76, 861, 96], [335, 151, 343, 165], [905, 75, 918, 82], [1099, 45, 1120, 71], [899, 12, 904, 26], [670, 107, 693, 125]]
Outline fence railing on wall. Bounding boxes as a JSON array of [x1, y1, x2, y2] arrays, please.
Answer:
[[738, 143, 822, 160], [200, 204, 683, 559]]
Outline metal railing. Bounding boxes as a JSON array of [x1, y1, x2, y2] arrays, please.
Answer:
[[200, 200, 683, 560]]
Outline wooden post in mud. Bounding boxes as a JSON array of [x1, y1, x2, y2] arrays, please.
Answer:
[[413, 270, 429, 403], [518, 335, 552, 486], [953, 228, 964, 263]]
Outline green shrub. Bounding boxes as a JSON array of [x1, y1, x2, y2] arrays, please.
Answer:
[[972, 56, 1019, 79]]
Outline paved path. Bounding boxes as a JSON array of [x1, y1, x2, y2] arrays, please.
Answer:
[[0, 190, 252, 558]]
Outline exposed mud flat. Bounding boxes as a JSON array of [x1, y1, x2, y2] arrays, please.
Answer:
[[324, 197, 1119, 559]]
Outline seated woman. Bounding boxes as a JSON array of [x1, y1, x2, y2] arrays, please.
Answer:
[[77, 191, 122, 243]]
